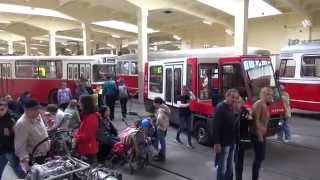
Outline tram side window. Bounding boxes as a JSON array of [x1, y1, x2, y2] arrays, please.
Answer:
[[222, 64, 245, 95], [186, 64, 192, 89], [149, 66, 163, 93], [198, 63, 218, 100], [117, 61, 130, 74], [131, 61, 138, 74], [301, 56, 320, 78], [38, 60, 62, 79], [0, 64, 11, 78], [279, 59, 296, 77], [15, 60, 38, 78]]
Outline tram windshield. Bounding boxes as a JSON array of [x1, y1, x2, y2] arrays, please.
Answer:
[[243, 59, 281, 101], [92, 64, 115, 82]]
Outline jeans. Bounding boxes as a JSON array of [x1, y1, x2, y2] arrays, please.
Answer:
[[176, 113, 192, 145], [119, 98, 128, 118], [216, 145, 235, 180], [0, 153, 25, 179], [157, 129, 167, 158], [252, 135, 266, 180], [278, 117, 291, 140], [105, 95, 116, 120]]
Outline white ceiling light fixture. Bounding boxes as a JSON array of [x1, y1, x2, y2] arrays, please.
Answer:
[[225, 28, 234, 36], [111, 34, 121, 38], [301, 19, 312, 28], [173, 35, 182, 40], [196, 0, 281, 18], [0, 3, 75, 20], [0, 20, 11, 24], [92, 20, 159, 34], [202, 20, 213, 25]]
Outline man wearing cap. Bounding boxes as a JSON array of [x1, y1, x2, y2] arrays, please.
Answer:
[[14, 99, 50, 172], [0, 100, 17, 177]]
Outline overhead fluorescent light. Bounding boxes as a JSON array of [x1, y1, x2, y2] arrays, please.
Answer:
[[112, 34, 121, 38], [92, 20, 159, 33], [196, 0, 281, 18], [0, 3, 75, 20], [202, 20, 212, 25], [31, 47, 38, 50]]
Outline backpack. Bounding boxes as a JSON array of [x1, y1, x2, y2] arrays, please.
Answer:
[[96, 115, 112, 145], [118, 85, 128, 99]]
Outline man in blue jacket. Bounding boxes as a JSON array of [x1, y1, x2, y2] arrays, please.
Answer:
[[213, 89, 240, 180], [103, 76, 118, 121]]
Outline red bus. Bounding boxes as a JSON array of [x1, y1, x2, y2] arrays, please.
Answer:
[[144, 47, 285, 145], [279, 42, 320, 112], [0, 55, 116, 104], [115, 54, 138, 96]]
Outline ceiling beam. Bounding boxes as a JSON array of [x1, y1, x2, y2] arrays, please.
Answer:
[[278, 0, 310, 17]]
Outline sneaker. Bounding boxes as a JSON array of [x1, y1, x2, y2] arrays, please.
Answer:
[[174, 138, 183, 144], [283, 139, 292, 143], [187, 144, 194, 149]]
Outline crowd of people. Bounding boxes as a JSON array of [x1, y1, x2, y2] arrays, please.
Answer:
[[0, 76, 174, 178], [213, 86, 292, 180], [0, 75, 292, 180]]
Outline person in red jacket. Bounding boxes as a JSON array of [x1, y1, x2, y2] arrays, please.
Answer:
[[74, 95, 99, 165]]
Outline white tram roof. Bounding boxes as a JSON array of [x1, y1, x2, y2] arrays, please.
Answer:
[[281, 42, 320, 54], [117, 47, 270, 61], [0, 55, 116, 64]]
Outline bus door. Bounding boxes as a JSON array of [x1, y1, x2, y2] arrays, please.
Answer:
[[164, 64, 183, 124], [164, 64, 183, 107], [0, 63, 10, 96]]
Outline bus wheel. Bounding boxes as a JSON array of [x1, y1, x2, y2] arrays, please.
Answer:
[[48, 89, 58, 104], [195, 121, 209, 145]]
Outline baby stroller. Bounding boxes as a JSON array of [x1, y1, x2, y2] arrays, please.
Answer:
[[108, 113, 154, 174]]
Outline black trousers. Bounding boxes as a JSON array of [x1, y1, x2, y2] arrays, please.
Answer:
[[105, 95, 116, 120], [119, 98, 128, 118], [176, 113, 192, 145], [235, 144, 246, 180], [97, 144, 113, 163], [252, 135, 266, 180]]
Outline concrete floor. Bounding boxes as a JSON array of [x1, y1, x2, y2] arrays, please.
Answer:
[[111, 101, 320, 180]]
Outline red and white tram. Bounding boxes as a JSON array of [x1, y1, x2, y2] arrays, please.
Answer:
[[115, 54, 138, 96], [279, 42, 320, 112], [0, 55, 116, 103], [144, 47, 285, 145]]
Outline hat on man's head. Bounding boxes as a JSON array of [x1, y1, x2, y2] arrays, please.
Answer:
[[24, 99, 41, 109]]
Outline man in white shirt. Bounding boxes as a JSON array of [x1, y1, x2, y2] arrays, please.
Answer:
[[45, 104, 68, 131], [14, 99, 50, 172]]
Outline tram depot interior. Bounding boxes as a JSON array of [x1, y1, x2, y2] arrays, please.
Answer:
[[0, 0, 318, 56]]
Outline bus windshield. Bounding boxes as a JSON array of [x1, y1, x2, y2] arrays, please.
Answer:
[[92, 64, 115, 82], [243, 59, 281, 101]]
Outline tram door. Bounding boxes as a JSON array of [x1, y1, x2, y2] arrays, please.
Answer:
[[164, 64, 183, 124], [0, 63, 10, 96]]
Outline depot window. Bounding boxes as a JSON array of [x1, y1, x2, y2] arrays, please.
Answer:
[[279, 59, 296, 78], [301, 56, 320, 78], [149, 66, 163, 93], [38, 60, 62, 79], [15, 60, 38, 78]]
